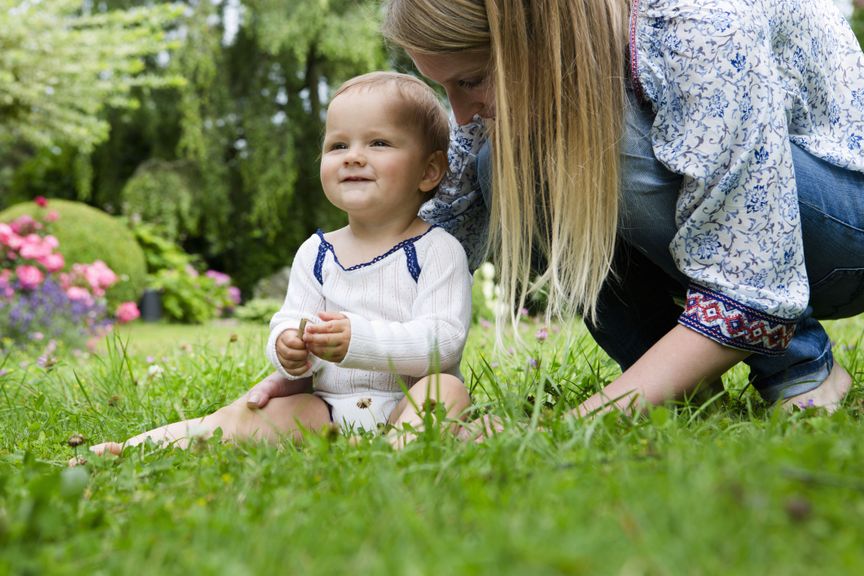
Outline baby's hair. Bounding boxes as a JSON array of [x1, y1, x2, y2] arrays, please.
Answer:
[[331, 71, 449, 156]]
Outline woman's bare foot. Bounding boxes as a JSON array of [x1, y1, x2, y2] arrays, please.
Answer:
[[781, 363, 852, 413]]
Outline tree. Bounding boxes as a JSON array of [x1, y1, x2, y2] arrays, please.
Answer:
[[0, 0, 182, 153]]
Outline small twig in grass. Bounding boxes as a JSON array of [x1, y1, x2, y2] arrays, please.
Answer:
[[781, 466, 864, 492]]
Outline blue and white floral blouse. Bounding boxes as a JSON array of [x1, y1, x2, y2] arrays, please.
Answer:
[[421, 0, 864, 356]]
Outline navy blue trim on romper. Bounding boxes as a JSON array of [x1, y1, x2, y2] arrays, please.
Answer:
[[312, 226, 437, 284]]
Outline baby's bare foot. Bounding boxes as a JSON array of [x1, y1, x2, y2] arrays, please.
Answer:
[[781, 364, 852, 413], [90, 441, 124, 456]]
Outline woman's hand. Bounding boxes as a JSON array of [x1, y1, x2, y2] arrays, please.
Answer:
[[304, 311, 351, 363], [245, 371, 312, 409], [574, 324, 750, 417]]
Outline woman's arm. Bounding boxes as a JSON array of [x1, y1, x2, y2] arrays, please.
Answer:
[[574, 324, 749, 417]]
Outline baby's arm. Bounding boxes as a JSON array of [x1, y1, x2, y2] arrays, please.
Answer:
[[266, 237, 325, 379]]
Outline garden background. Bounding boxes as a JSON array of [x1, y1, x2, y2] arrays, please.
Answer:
[[3, 1, 864, 574]]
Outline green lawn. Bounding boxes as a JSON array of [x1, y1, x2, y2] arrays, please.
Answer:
[[2, 317, 864, 575]]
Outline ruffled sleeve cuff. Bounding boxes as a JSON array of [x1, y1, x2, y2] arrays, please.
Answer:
[[678, 284, 798, 356]]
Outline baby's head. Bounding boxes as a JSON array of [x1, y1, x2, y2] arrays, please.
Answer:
[[320, 72, 449, 221], [330, 71, 449, 158]]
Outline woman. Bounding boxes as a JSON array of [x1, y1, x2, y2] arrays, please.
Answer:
[[374, 0, 864, 415]]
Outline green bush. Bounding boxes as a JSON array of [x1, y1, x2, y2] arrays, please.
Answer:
[[0, 199, 146, 306], [130, 223, 236, 324], [131, 222, 196, 273], [121, 160, 201, 242], [853, 7, 864, 49], [150, 267, 233, 324], [234, 298, 282, 324]]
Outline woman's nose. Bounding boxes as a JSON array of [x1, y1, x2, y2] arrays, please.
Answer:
[[447, 92, 484, 126]]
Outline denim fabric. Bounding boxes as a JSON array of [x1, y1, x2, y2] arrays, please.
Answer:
[[476, 87, 864, 402]]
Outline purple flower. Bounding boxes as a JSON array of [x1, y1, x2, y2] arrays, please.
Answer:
[[479, 318, 492, 329], [527, 357, 538, 369], [535, 327, 548, 342]]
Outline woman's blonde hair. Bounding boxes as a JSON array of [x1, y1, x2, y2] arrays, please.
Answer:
[[383, 0, 629, 324]]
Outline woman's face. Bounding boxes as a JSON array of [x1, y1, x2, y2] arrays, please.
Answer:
[[409, 50, 494, 126]]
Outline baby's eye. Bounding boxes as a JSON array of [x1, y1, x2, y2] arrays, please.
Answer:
[[326, 142, 347, 151], [370, 140, 391, 147]]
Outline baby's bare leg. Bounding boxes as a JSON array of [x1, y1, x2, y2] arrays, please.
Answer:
[[387, 374, 470, 447], [91, 378, 329, 455]]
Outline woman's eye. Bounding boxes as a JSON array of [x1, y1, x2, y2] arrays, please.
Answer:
[[457, 76, 484, 90]]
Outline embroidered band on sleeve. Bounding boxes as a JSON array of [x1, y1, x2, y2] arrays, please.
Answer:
[[403, 242, 421, 282], [679, 284, 797, 356], [313, 229, 327, 285]]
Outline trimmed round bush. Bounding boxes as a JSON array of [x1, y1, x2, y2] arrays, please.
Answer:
[[0, 200, 147, 306]]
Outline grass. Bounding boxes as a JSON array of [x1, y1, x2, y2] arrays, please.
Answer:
[[2, 317, 864, 575]]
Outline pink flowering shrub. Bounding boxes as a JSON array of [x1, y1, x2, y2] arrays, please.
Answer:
[[0, 199, 140, 349]]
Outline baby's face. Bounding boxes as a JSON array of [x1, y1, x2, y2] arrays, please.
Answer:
[[320, 87, 438, 223]]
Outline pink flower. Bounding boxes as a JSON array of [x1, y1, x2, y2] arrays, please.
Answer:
[[1, 227, 22, 250], [228, 286, 241, 305], [10, 215, 38, 235], [66, 286, 94, 305], [535, 327, 548, 342], [0, 223, 14, 246], [76, 260, 117, 294], [40, 253, 65, 273], [34, 196, 48, 207], [19, 234, 53, 260], [479, 318, 492, 329], [116, 301, 140, 324], [519, 307, 530, 317], [44, 211, 59, 222], [15, 265, 44, 289], [206, 270, 231, 286]]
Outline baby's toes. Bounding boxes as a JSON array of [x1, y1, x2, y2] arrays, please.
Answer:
[[90, 441, 123, 456]]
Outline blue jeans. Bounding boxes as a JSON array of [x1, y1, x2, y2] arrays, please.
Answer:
[[476, 89, 864, 402]]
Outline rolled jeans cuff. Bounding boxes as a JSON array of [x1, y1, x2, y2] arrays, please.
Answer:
[[751, 340, 833, 403]]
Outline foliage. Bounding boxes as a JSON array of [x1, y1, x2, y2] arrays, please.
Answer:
[[233, 297, 282, 324], [1, 320, 864, 573], [149, 266, 234, 324], [121, 160, 200, 242], [131, 222, 198, 274], [0, 200, 146, 306], [0, 0, 183, 154], [131, 223, 239, 324], [2, 0, 389, 300], [852, 4, 864, 48]]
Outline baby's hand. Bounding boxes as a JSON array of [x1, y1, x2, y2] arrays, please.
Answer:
[[275, 326, 310, 376], [304, 311, 351, 363]]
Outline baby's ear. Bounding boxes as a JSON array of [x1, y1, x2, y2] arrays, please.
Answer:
[[418, 150, 447, 193]]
